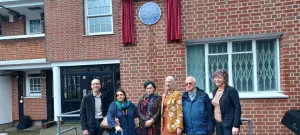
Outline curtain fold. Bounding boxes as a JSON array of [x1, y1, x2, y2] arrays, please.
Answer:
[[167, 0, 182, 42], [122, 0, 135, 45]]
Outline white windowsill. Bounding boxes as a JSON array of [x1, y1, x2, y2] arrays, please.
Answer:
[[83, 32, 114, 36], [0, 34, 45, 40], [24, 96, 41, 99], [208, 91, 288, 99]]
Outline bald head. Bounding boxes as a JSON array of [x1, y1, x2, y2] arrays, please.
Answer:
[[91, 79, 101, 92]]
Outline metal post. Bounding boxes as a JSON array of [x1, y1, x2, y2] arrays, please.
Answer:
[[57, 116, 61, 135], [249, 120, 253, 135], [74, 127, 77, 135]]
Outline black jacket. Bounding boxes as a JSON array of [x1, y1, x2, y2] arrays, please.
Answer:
[[212, 84, 242, 128], [80, 92, 109, 131]]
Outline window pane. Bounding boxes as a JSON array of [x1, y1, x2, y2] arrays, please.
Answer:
[[209, 42, 227, 53], [99, 7, 105, 14], [232, 53, 254, 92], [106, 16, 111, 24], [233, 41, 252, 52], [87, 0, 93, 9], [105, 0, 111, 7], [186, 45, 205, 90], [256, 40, 277, 91], [101, 24, 106, 32], [105, 7, 110, 14], [208, 55, 228, 92]]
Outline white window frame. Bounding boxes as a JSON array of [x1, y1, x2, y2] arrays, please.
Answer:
[[84, 0, 114, 35], [26, 71, 42, 98], [27, 19, 43, 34], [186, 34, 288, 99]]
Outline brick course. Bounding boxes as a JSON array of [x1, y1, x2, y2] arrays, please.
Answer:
[[44, 0, 121, 62], [0, 38, 46, 61], [120, 0, 300, 134]]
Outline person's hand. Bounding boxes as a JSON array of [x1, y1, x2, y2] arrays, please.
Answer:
[[115, 126, 122, 132], [232, 127, 239, 135], [145, 119, 153, 127], [83, 130, 89, 135], [177, 128, 182, 135]]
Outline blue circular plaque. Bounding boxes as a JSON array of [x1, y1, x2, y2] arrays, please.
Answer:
[[139, 2, 161, 25]]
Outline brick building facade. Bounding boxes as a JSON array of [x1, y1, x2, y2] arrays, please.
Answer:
[[0, 0, 299, 134]]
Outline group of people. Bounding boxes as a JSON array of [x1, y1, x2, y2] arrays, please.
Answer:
[[80, 69, 242, 135]]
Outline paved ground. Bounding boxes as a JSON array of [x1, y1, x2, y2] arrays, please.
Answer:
[[0, 123, 109, 135]]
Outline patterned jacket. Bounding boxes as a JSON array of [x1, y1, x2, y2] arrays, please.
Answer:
[[161, 91, 183, 132]]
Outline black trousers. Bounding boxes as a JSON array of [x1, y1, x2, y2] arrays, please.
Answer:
[[215, 121, 232, 135], [89, 118, 104, 135]]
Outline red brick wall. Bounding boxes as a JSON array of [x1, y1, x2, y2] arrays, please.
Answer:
[[2, 16, 26, 36], [120, 0, 300, 134], [44, 0, 121, 62], [11, 77, 18, 121], [0, 38, 46, 61], [12, 72, 47, 121]]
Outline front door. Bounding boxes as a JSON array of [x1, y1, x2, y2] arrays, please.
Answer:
[[61, 64, 120, 121]]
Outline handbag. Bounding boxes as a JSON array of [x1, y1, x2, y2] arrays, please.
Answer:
[[100, 117, 120, 129]]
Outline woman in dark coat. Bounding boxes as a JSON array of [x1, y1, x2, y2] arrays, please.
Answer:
[[137, 80, 161, 135], [212, 69, 242, 135], [107, 89, 137, 135]]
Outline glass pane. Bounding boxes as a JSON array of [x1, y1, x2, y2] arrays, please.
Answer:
[[208, 55, 228, 92], [106, 16, 111, 24], [105, 6, 110, 14], [105, 0, 111, 7], [232, 53, 254, 92], [256, 40, 277, 91], [101, 24, 106, 32], [106, 24, 112, 32], [87, 0, 93, 9], [209, 42, 227, 53], [186, 45, 205, 90], [95, 25, 100, 33], [93, 7, 99, 15], [88, 8, 94, 15], [233, 41, 252, 52], [99, 0, 105, 7], [99, 7, 105, 14]]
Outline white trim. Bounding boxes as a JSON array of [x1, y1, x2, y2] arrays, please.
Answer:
[[276, 38, 281, 92], [0, 58, 47, 66], [0, 34, 45, 40], [252, 40, 258, 92], [204, 43, 209, 93], [228, 41, 233, 86], [0, 59, 120, 70], [83, 32, 114, 36], [0, 2, 44, 8], [0, 63, 51, 70], [51, 59, 120, 67], [208, 92, 288, 99], [25, 71, 42, 98]]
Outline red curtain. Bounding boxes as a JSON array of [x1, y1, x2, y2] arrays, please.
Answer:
[[167, 0, 182, 42], [122, 0, 135, 45]]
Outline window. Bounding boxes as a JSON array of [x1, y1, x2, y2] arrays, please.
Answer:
[[85, 0, 113, 35], [27, 13, 44, 34], [29, 19, 43, 34], [26, 72, 42, 97], [186, 38, 280, 93]]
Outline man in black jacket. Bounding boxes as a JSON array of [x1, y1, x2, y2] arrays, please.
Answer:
[[80, 79, 108, 135]]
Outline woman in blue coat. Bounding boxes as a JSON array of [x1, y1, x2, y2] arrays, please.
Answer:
[[107, 89, 137, 135]]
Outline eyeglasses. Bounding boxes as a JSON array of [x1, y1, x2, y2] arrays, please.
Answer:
[[185, 82, 193, 86]]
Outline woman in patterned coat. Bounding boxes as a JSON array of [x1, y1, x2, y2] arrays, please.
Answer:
[[137, 80, 161, 135], [161, 76, 183, 135]]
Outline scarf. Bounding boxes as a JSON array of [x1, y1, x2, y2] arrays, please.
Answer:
[[144, 93, 159, 117], [116, 100, 131, 115]]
